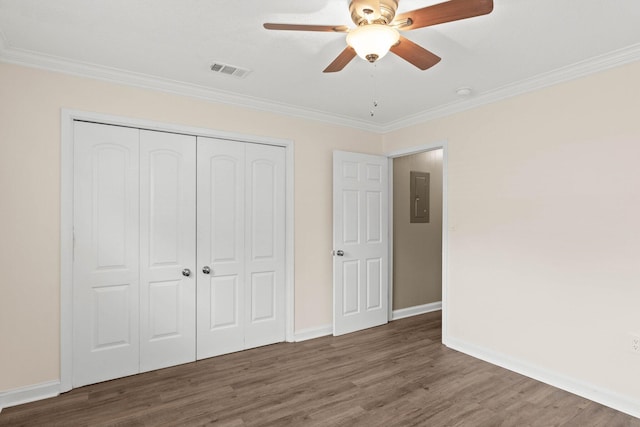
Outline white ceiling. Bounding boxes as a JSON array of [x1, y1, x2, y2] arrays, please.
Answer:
[[1, 0, 640, 132]]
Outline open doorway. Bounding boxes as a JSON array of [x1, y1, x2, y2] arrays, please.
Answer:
[[331, 144, 448, 339], [389, 147, 444, 323]]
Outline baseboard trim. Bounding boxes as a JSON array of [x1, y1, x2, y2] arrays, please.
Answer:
[[446, 337, 640, 419], [0, 380, 60, 411], [391, 301, 442, 321], [294, 324, 332, 342]]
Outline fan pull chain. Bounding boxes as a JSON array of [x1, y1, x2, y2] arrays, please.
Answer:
[[370, 63, 379, 117]]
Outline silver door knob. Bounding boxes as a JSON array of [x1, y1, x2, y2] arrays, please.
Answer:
[[202, 266, 211, 274], [182, 268, 191, 277], [334, 250, 344, 256]]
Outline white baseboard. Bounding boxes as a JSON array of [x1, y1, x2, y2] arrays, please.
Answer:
[[446, 337, 640, 419], [0, 380, 60, 411], [391, 301, 442, 321], [294, 324, 332, 342]]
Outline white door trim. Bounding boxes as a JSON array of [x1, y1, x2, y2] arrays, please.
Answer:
[[385, 141, 449, 345], [60, 109, 295, 393]]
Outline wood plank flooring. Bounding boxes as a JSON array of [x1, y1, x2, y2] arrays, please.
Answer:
[[2, 311, 638, 426]]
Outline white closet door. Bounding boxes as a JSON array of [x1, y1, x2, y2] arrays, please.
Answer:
[[73, 122, 140, 387], [196, 137, 246, 358], [244, 143, 286, 348], [74, 126, 286, 380], [139, 130, 196, 372]]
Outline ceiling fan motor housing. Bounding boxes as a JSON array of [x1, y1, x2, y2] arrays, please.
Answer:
[[349, 0, 399, 25]]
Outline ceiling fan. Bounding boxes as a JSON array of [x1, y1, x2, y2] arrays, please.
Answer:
[[264, 0, 493, 73]]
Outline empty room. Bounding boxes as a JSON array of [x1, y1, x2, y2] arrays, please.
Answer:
[[1, 0, 639, 425]]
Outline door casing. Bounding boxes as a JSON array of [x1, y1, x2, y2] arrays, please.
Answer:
[[60, 109, 295, 393]]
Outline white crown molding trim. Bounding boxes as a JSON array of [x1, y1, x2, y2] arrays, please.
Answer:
[[446, 337, 640, 419], [391, 301, 442, 321], [294, 324, 333, 342], [0, 380, 60, 411], [382, 43, 640, 133], [0, 45, 385, 133], [1, 38, 639, 134]]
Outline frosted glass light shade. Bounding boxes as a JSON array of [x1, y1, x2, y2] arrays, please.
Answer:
[[346, 24, 400, 63]]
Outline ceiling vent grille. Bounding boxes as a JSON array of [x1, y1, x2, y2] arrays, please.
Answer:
[[210, 62, 251, 79]]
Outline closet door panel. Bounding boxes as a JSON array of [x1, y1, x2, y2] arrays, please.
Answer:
[[74, 124, 288, 382], [139, 130, 196, 372], [196, 137, 245, 359], [73, 122, 140, 387], [244, 143, 286, 348]]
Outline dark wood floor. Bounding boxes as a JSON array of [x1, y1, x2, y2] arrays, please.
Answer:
[[2, 311, 638, 426]]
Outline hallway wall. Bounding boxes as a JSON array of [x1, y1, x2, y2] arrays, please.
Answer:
[[392, 149, 443, 310]]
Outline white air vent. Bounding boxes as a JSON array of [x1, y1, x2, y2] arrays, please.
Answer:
[[210, 62, 251, 79]]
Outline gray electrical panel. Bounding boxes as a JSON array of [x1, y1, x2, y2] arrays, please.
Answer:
[[410, 171, 430, 223]]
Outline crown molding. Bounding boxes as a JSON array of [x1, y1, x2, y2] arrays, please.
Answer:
[[1, 37, 639, 134], [381, 42, 640, 133], [0, 44, 386, 133]]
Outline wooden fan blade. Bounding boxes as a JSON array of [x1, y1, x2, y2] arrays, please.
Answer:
[[393, 0, 493, 31], [390, 36, 441, 70], [323, 46, 357, 73], [263, 23, 349, 32]]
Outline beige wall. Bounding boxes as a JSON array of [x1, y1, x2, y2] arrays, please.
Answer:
[[2, 57, 640, 408], [384, 61, 640, 401], [0, 63, 383, 391], [392, 150, 443, 310]]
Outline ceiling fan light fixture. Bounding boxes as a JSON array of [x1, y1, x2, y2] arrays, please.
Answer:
[[346, 24, 400, 63]]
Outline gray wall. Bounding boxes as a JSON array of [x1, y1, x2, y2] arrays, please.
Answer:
[[393, 149, 443, 310]]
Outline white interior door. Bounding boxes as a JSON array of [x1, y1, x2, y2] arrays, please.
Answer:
[[244, 143, 286, 348], [196, 138, 285, 358], [139, 130, 196, 372], [73, 122, 140, 387], [333, 150, 389, 336], [196, 137, 246, 358]]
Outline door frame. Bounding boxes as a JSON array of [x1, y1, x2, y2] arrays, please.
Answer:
[[385, 141, 449, 345], [60, 109, 295, 393]]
